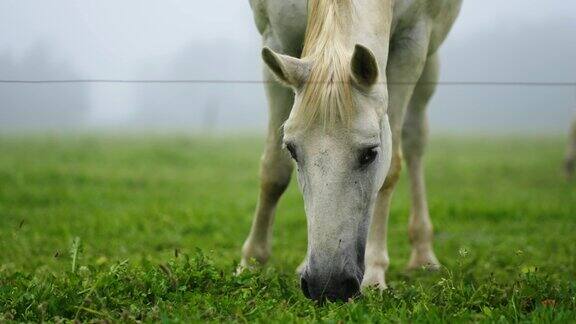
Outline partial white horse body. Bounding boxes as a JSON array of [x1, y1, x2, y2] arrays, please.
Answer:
[[241, 0, 461, 301]]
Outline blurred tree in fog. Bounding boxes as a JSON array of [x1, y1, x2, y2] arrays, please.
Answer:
[[132, 39, 266, 131], [0, 43, 90, 130], [432, 18, 576, 134]]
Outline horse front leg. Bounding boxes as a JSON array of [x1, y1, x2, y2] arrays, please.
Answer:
[[403, 54, 440, 270], [362, 151, 402, 290], [239, 66, 294, 271], [362, 23, 430, 290]]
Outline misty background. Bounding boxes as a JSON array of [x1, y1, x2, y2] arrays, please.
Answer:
[[0, 0, 574, 134]]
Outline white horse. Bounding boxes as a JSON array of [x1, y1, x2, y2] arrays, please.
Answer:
[[241, 0, 461, 301], [565, 118, 576, 179]]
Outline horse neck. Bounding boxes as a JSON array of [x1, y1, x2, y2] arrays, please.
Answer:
[[302, 0, 393, 67]]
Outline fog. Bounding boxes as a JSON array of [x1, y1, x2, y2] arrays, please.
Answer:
[[0, 0, 574, 133]]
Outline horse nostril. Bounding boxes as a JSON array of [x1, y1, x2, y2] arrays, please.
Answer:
[[300, 276, 311, 299], [300, 270, 361, 302], [341, 277, 361, 301]]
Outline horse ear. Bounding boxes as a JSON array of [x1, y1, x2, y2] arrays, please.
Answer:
[[351, 44, 379, 88], [262, 47, 309, 89]]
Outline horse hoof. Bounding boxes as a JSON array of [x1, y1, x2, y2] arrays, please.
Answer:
[[407, 251, 441, 271], [361, 268, 388, 292]]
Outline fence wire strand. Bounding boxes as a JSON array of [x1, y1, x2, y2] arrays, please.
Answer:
[[0, 79, 575, 87]]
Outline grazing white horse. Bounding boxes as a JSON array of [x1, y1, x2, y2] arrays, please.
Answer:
[[565, 118, 576, 179], [241, 0, 461, 301]]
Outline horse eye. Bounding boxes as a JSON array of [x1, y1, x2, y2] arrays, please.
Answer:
[[359, 147, 378, 167], [285, 143, 298, 162]]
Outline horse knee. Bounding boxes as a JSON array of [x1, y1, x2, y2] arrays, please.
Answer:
[[259, 152, 293, 199], [408, 217, 433, 245], [402, 115, 428, 163], [402, 136, 425, 166], [381, 154, 402, 193], [260, 177, 290, 201]]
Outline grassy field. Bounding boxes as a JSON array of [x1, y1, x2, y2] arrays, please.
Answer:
[[0, 135, 575, 322]]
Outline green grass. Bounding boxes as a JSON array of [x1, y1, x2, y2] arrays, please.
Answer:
[[0, 135, 575, 322]]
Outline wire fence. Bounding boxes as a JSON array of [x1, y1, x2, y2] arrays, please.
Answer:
[[0, 79, 575, 86], [1, 78, 574, 132]]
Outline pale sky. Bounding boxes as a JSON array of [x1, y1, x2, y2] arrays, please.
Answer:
[[0, 1, 256, 77], [0, 0, 575, 132]]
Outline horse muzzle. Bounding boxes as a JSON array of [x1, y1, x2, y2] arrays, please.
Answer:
[[299, 251, 364, 302]]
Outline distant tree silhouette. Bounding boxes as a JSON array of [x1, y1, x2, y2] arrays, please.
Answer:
[[131, 39, 266, 131], [0, 43, 90, 130], [431, 18, 576, 133]]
